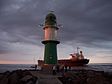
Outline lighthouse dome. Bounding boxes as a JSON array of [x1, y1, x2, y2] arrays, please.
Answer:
[[45, 13, 57, 25], [46, 13, 56, 20]]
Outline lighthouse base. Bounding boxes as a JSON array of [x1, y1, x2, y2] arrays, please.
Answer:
[[42, 40, 60, 64]]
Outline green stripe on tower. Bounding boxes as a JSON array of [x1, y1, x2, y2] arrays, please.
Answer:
[[42, 40, 59, 64]]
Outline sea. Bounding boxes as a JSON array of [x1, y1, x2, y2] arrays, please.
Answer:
[[0, 63, 112, 73]]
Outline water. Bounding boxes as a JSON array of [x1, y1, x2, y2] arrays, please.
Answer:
[[87, 63, 112, 72], [0, 63, 112, 73], [0, 64, 33, 73], [71, 63, 112, 73]]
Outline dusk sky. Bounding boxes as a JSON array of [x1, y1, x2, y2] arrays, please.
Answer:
[[0, 0, 112, 64]]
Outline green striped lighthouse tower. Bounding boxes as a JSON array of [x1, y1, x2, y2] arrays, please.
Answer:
[[42, 13, 60, 64]]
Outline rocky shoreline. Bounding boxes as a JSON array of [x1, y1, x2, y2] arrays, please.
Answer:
[[59, 69, 112, 84], [0, 70, 37, 84], [0, 69, 112, 84]]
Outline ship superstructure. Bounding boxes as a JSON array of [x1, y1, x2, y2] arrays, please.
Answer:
[[38, 49, 89, 67]]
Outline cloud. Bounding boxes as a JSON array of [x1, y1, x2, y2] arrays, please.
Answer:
[[0, 0, 112, 63], [55, 0, 112, 48]]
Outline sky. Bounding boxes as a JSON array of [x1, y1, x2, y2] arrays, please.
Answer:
[[0, 0, 112, 64]]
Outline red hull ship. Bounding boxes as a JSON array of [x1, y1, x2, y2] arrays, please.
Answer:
[[38, 50, 89, 67]]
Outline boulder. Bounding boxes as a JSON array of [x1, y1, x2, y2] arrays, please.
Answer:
[[0, 76, 8, 84], [8, 72, 19, 84], [21, 75, 33, 82], [0, 74, 3, 80]]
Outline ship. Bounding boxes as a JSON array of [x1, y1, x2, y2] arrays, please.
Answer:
[[38, 48, 89, 67]]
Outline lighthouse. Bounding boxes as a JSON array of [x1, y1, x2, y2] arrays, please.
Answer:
[[42, 13, 60, 64]]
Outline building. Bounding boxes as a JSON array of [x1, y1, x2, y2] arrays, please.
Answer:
[[42, 12, 60, 64]]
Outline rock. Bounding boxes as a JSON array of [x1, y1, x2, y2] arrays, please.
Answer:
[[22, 71, 32, 76], [21, 75, 33, 82], [8, 71, 19, 84], [87, 77, 104, 84], [0, 74, 3, 80], [86, 71, 105, 84], [14, 70, 23, 78], [87, 70, 95, 78], [1, 69, 111, 84], [0, 76, 8, 84], [4, 71, 10, 75], [20, 74, 37, 84], [29, 76, 37, 84], [26, 81, 33, 84], [59, 70, 112, 84]]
